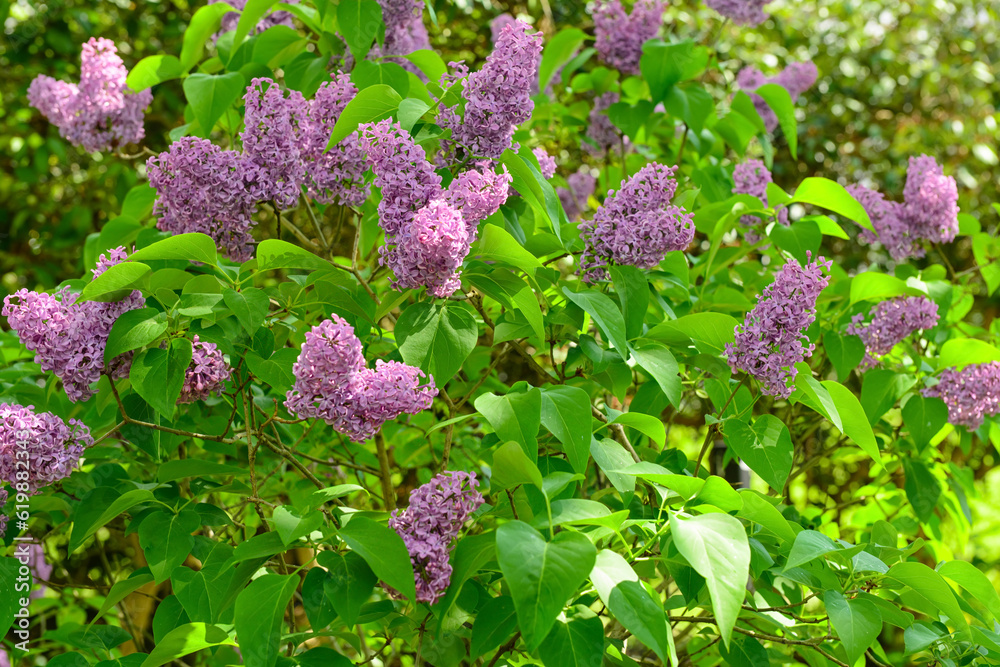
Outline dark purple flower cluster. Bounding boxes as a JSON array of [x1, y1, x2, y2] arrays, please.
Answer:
[[179, 336, 232, 404], [241, 78, 309, 208], [737, 61, 818, 132], [580, 163, 694, 282], [359, 120, 510, 295], [27, 37, 152, 153], [923, 362, 1000, 430], [213, 0, 297, 36], [732, 159, 788, 241], [0, 403, 92, 494], [387, 471, 484, 603], [3, 248, 145, 402], [847, 297, 939, 368], [558, 167, 597, 221], [584, 91, 623, 157], [726, 254, 831, 398], [440, 20, 543, 160], [705, 0, 771, 26], [593, 0, 665, 75], [849, 155, 959, 261], [285, 316, 437, 442]]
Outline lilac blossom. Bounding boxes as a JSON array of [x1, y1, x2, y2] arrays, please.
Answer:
[[241, 78, 308, 209], [443, 163, 512, 231], [902, 155, 959, 244], [705, 0, 770, 26], [848, 184, 922, 262], [213, 0, 297, 36], [584, 91, 623, 157], [725, 254, 831, 398], [285, 316, 437, 441], [298, 75, 370, 207], [3, 248, 145, 402], [27, 37, 152, 153], [923, 362, 1000, 430], [848, 297, 939, 368], [593, 0, 665, 75], [579, 163, 694, 282], [0, 487, 7, 538], [0, 403, 92, 494], [440, 20, 543, 159], [147, 137, 258, 262], [736, 61, 817, 132], [386, 471, 484, 603], [25, 543, 52, 600], [491, 13, 520, 43], [558, 168, 597, 221], [732, 159, 788, 241], [533, 147, 557, 179], [390, 200, 471, 297], [179, 336, 232, 404]]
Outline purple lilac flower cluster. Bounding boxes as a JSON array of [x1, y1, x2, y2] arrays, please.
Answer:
[[213, 0, 297, 36], [558, 168, 597, 221], [359, 120, 510, 295], [3, 248, 145, 402], [726, 254, 832, 398], [387, 471, 484, 603], [0, 487, 7, 537], [706, 0, 771, 26], [847, 297, 939, 368], [27, 37, 152, 153], [584, 91, 623, 157], [579, 163, 694, 282], [923, 362, 1000, 430], [0, 404, 93, 494], [533, 147, 557, 179], [178, 336, 232, 404], [440, 20, 543, 160], [849, 155, 959, 261], [736, 61, 818, 132], [148, 77, 367, 261], [376, 0, 431, 58], [593, 0, 665, 75], [491, 13, 520, 43], [732, 159, 788, 242], [284, 316, 437, 442]]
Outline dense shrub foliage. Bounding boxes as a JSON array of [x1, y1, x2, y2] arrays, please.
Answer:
[[2, 1, 1000, 667]]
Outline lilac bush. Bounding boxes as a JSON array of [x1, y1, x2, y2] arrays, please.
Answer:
[[847, 296, 939, 367], [923, 362, 1000, 430], [593, 0, 665, 75], [0, 403, 92, 494]]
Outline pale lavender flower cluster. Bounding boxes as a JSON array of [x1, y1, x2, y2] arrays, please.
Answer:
[[359, 120, 510, 295], [706, 0, 771, 26], [558, 168, 597, 221], [285, 316, 437, 441], [923, 362, 1000, 430], [3, 248, 145, 402], [593, 0, 665, 75], [179, 336, 232, 404], [533, 147, 557, 179], [27, 542, 53, 599], [732, 159, 788, 241], [27, 37, 152, 153], [491, 13, 520, 43], [147, 137, 258, 263], [241, 78, 309, 209], [0, 404, 92, 494], [440, 20, 543, 160], [580, 163, 694, 282], [847, 297, 939, 368], [737, 61, 818, 132], [849, 155, 959, 260], [726, 254, 831, 398], [584, 91, 623, 157], [386, 471, 484, 603], [213, 0, 297, 36]]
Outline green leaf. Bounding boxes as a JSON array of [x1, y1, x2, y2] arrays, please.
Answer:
[[397, 98, 431, 132], [402, 50, 448, 82], [126, 55, 183, 92], [640, 39, 708, 103], [938, 337, 1000, 368], [590, 550, 676, 665], [631, 343, 682, 408], [902, 395, 949, 448], [537, 606, 605, 667], [822, 380, 883, 465], [183, 72, 246, 133], [496, 520, 597, 651], [475, 387, 543, 460], [755, 83, 797, 158], [395, 301, 478, 384], [130, 338, 194, 418], [223, 288, 270, 335], [790, 177, 873, 232], [272, 505, 324, 545], [79, 261, 151, 302], [646, 312, 739, 353], [902, 459, 941, 522], [539, 28, 586, 92], [609, 412, 666, 447], [785, 530, 838, 569], [318, 551, 376, 627], [939, 560, 1000, 622], [351, 60, 410, 98], [885, 562, 971, 639], [327, 84, 403, 148], [499, 148, 565, 237], [93, 572, 156, 624], [472, 224, 542, 276], [139, 510, 201, 584], [769, 219, 820, 264], [563, 287, 630, 362], [71, 489, 156, 553], [719, 634, 768, 667], [540, 386, 593, 474], [608, 265, 649, 340], [245, 348, 299, 393], [722, 415, 792, 492], [823, 331, 865, 381], [337, 516, 416, 602], [104, 308, 168, 363], [0, 558, 22, 637], [140, 623, 236, 667], [234, 574, 299, 667], [180, 3, 237, 71], [861, 369, 914, 425], [256, 238, 329, 271], [850, 272, 925, 305], [130, 233, 219, 265], [471, 596, 519, 659], [670, 512, 750, 648], [490, 440, 544, 492], [232, 0, 278, 53]]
